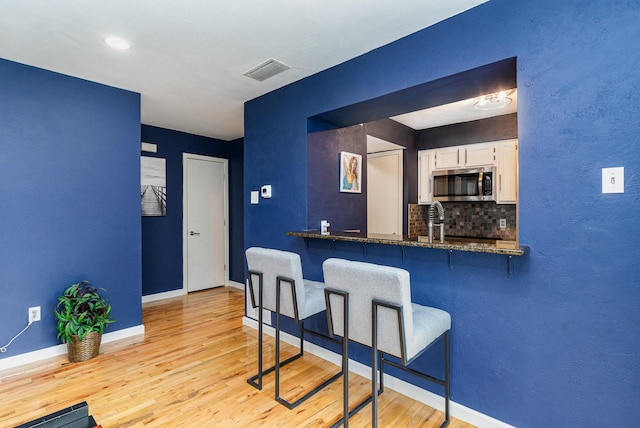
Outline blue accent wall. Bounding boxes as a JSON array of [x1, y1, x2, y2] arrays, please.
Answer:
[[307, 119, 418, 235], [244, 1, 640, 426], [140, 125, 244, 295], [0, 58, 142, 357], [307, 126, 367, 232]]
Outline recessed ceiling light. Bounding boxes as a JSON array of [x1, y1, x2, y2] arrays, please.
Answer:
[[473, 90, 514, 110], [103, 36, 131, 50]]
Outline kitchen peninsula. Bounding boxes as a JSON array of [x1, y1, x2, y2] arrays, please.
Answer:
[[287, 230, 527, 274], [287, 230, 527, 256]]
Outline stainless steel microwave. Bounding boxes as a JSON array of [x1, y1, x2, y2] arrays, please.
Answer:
[[432, 167, 495, 202]]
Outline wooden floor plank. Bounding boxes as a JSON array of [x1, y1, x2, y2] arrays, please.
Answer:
[[0, 287, 474, 427]]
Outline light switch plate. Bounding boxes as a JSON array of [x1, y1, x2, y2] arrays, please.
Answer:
[[602, 167, 624, 194], [250, 191, 259, 204]]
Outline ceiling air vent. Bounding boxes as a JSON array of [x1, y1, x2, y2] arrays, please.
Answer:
[[243, 58, 290, 82]]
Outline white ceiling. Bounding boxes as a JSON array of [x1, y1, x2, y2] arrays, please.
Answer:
[[0, 0, 488, 141], [367, 135, 405, 154], [391, 89, 518, 130]]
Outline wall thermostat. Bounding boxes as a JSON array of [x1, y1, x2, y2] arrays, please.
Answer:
[[261, 185, 272, 198]]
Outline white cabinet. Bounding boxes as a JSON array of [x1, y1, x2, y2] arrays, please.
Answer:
[[464, 141, 496, 167], [433, 142, 496, 169], [417, 150, 434, 204], [433, 147, 461, 169], [495, 139, 518, 204], [418, 139, 518, 204]]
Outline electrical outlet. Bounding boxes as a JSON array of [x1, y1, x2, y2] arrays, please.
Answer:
[[29, 306, 41, 323], [499, 219, 507, 230]]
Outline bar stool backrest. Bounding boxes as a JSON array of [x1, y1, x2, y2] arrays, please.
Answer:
[[246, 247, 306, 320], [323, 258, 414, 359]]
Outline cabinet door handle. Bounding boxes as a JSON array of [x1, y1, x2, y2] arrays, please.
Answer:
[[190, 231, 200, 236]]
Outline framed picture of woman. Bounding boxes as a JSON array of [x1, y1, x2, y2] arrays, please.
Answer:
[[339, 151, 361, 193]]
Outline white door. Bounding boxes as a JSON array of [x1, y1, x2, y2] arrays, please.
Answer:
[[367, 150, 403, 235], [183, 154, 228, 292]]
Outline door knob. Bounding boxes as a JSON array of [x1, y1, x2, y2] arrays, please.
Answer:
[[189, 231, 200, 236]]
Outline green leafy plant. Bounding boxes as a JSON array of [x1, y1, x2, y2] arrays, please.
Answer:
[[54, 280, 115, 343]]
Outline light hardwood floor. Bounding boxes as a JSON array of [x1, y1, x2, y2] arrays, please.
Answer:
[[0, 287, 474, 427]]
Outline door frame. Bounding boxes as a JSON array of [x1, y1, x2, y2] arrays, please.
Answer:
[[367, 149, 403, 235], [182, 153, 229, 292]]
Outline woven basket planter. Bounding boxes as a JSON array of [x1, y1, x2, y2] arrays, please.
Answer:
[[67, 331, 102, 362]]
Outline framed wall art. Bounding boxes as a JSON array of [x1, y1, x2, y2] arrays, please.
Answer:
[[340, 151, 361, 193], [140, 156, 167, 216]]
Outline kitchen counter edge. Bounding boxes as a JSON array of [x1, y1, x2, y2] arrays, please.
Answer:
[[286, 231, 528, 257]]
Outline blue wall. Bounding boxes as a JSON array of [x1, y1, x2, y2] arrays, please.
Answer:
[[140, 125, 244, 295], [307, 119, 418, 235], [307, 126, 368, 232], [244, 1, 640, 426], [0, 59, 142, 357]]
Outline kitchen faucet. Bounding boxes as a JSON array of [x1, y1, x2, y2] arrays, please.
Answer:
[[428, 201, 445, 243]]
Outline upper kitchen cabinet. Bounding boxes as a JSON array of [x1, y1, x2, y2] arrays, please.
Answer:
[[418, 150, 434, 204], [433, 141, 496, 170], [418, 139, 518, 205], [465, 141, 496, 167], [433, 146, 462, 169], [495, 139, 518, 203]]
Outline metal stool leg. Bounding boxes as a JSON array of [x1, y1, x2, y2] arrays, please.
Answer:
[[274, 277, 342, 410], [371, 301, 379, 428], [247, 272, 304, 391], [326, 290, 376, 428], [342, 293, 349, 428], [246, 271, 266, 390], [442, 331, 450, 428]]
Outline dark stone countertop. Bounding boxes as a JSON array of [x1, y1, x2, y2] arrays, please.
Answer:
[[286, 230, 528, 257]]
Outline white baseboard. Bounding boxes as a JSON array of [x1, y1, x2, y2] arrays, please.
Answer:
[[143, 283, 243, 303], [227, 280, 244, 290], [102, 325, 145, 344], [142, 289, 186, 303], [241, 318, 515, 428], [0, 324, 145, 372]]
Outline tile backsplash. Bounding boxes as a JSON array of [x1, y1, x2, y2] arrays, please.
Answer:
[[408, 202, 516, 241]]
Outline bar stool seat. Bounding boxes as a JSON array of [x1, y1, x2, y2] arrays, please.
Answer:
[[245, 247, 342, 410], [410, 303, 451, 360], [323, 257, 451, 428]]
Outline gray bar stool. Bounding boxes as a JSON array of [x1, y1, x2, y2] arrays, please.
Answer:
[[245, 247, 342, 409], [323, 257, 451, 428]]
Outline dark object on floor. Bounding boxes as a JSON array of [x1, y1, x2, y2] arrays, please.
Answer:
[[14, 401, 98, 428]]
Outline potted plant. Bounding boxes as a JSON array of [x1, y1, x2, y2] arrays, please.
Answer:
[[54, 280, 115, 362]]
